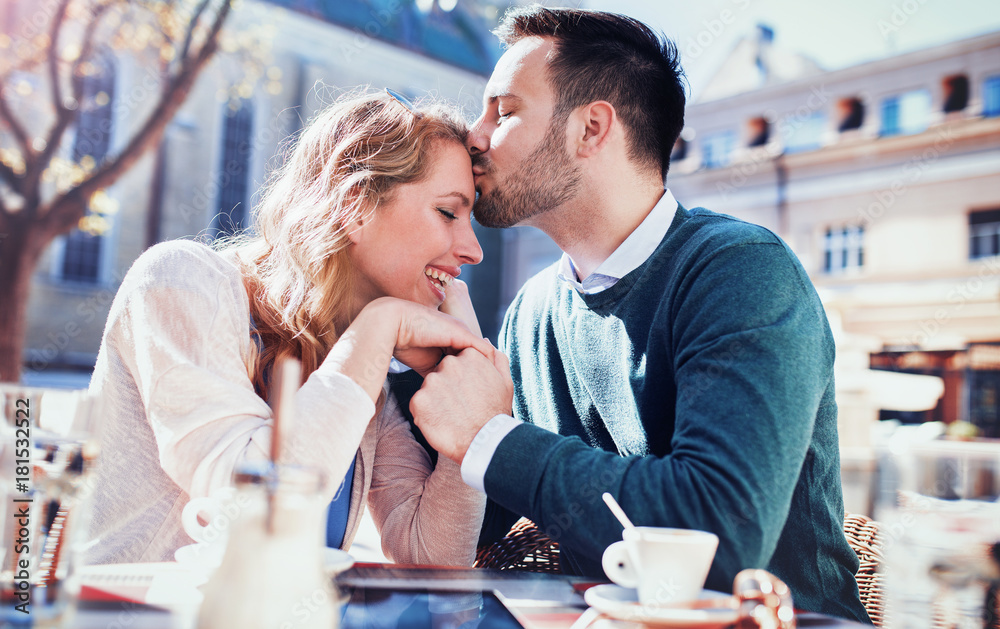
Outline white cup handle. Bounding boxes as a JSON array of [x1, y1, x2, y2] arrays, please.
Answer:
[[602, 540, 640, 588], [181, 496, 222, 544]]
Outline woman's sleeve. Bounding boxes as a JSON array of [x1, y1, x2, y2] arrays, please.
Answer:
[[113, 242, 374, 501], [365, 392, 486, 566]]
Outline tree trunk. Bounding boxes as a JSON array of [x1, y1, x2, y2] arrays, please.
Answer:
[[0, 216, 54, 383]]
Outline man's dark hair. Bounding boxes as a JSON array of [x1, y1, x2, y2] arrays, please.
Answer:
[[494, 5, 686, 180]]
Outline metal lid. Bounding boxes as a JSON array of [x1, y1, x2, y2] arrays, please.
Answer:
[[232, 461, 326, 492]]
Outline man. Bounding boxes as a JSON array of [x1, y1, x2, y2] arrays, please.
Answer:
[[411, 6, 869, 623]]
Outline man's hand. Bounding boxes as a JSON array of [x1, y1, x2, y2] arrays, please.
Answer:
[[411, 347, 514, 465]]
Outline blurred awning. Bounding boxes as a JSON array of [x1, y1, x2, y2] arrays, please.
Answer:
[[820, 274, 1000, 350], [968, 343, 1000, 369], [837, 369, 945, 411]]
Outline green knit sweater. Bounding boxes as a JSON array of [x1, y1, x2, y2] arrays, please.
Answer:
[[488, 205, 870, 623]]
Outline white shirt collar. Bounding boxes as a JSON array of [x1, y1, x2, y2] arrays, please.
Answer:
[[388, 358, 411, 373], [557, 189, 678, 294]]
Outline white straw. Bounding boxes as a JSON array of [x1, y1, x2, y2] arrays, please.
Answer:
[[602, 492, 635, 530], [269, 357, 301, 466]]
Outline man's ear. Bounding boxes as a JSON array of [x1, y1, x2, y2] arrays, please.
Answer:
[[574, 101, 616, 158]]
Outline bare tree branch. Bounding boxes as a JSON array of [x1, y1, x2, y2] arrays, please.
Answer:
[[28, 2, 115, 213], [0, 39, 46, 76], [70, 1, 118, 109], [47, 0, 74, 116], [1, 0, 240, 382], [22, 0, 78, 214], [45, 0, 233, 233], [178, 0, 214, 72], [0, 86, 33, 166], [0, 160, 20, 194], [68, 3, 114, 105]]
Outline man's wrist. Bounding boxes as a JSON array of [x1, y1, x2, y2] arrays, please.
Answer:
[[460, 414, 522, 493]]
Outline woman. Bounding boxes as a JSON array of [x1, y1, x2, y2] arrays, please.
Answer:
[[86, 91, 494, 566]]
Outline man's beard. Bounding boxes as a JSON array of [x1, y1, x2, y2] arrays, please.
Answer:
[[473, 114, 582, 229]]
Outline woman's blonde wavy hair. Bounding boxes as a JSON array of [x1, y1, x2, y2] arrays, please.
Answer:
[[220, 91, 468, 399]]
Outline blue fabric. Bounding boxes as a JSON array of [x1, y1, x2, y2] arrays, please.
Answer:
[[488, 204, 870, 624], [325, 452, 356, 549]]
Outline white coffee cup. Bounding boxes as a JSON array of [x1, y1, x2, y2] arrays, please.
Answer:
[[602, 527, 719, 608], [181, 487, 241, 546]]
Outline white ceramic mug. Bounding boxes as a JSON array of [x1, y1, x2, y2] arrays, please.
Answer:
[[181, 487, 240, 546], [602, 527, 719, 608]]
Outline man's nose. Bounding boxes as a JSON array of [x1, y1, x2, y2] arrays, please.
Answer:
[[467, 113, 490, 156]]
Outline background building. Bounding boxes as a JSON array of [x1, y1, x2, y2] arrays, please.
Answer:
[[19, 0, 513, 385], [671, 29, 1000, 513], [666, 28, 1000, 440]]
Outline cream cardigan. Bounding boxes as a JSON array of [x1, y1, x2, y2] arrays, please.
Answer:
[[86, 240, 484, 566]]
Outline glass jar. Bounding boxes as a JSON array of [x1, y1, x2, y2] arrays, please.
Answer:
[[196, 463, 339, 629]]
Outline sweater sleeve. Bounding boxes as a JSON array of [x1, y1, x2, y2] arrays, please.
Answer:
[[366, 392, 486, 566], [488, 240, 833, 585], [113, 241, 374, 501]]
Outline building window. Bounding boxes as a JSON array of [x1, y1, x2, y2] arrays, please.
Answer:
[[967, 344, 1000, 438], [837, 97, 865, 132], [211, 101, 253, 239], [970, 209, 1000, 259], [983, 75, 1000, 118], [702, 130, 735, 169], [61, 51, 115, 284], [782, 111, 826, 154], [823, 225, 864, 274], [942, 75, 969, 113], [746, 116, 769, 147], [880, 89, 931, 137]]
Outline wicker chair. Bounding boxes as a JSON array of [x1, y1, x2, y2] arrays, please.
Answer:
[[843, 513, 885, 627], [474, 517, 561, 573]]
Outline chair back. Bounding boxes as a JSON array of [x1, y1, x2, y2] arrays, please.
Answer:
[[844, 513, 885, 627], [474, 517, 561, 573]]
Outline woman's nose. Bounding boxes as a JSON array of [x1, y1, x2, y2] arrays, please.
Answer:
[[455, 220, 483, 266]]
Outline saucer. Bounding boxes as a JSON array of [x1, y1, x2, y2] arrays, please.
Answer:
[[323, 548, 355, 576], [174, 543, 354, 576], [583, 584, 740, 628], [174, 542, 225, 572], [81, 562, 205, 609]]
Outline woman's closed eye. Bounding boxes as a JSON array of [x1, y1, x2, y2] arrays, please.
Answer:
[[436, 208, 457, 221]]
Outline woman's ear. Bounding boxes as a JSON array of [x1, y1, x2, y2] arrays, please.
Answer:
[[344, 194, 373, 245], [345, 215, 366, 245]]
